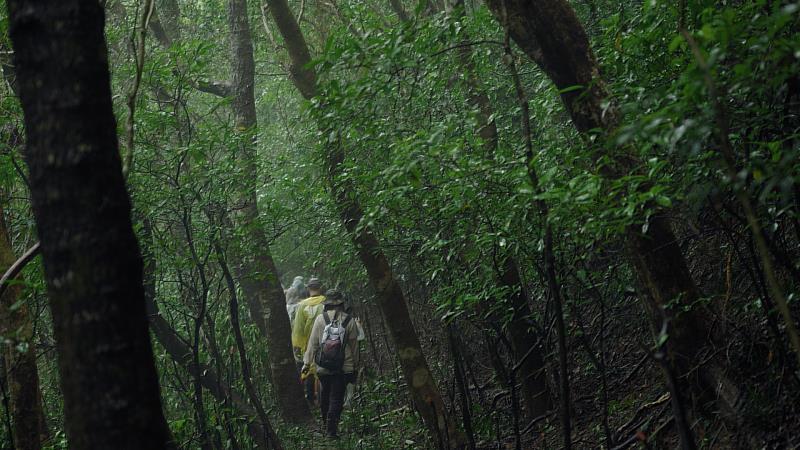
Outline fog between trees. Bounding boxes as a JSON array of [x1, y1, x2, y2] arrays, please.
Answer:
[[1, 0, 799, 448]]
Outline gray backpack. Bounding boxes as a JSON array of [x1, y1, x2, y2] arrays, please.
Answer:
[[316, 311, 351, 372]]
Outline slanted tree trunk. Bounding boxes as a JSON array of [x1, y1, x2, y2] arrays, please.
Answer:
[[215, 241, 283, 450], [264, 0, 466, 445], [483, 0, 741, 421], [5, 1, 174, 448], [140, 221, 273, 450], [442, 0, 553, 420], [327, 155, 465, 447], [0, 203, 47, 450], [226, 0, 312, 425]]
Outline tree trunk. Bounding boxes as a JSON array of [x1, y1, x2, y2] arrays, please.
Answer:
[[443, 0, 552, 420], [216, 241, 283, 450], [483, 0, 741, 422], [140, 221, 272, 450], [226, 0, 312, 425], [264, 1, 466, 445], [0, 203, 47, 450], [498, 259, 552, 419], [5, 1, 174, 448], [326, 145, 465, 448]]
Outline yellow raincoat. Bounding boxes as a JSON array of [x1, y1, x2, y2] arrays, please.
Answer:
[[291, 295, 325, 355]]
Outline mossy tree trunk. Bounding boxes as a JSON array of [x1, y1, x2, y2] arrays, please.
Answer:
[[226, 0, 312, 425], [5, 1, 175, 447]]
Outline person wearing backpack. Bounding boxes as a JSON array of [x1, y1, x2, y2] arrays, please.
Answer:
[[302, 289, 360, 439]]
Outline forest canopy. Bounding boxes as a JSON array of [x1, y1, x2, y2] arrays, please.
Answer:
[[0, 0, 799, 449]]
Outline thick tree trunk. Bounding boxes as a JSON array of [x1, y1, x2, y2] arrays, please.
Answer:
[[264, 1, 466, 445], [483, 0, 741, 422], [0, 204, 47, 450], [483, 0, 619, 137], [226, 0, 312, 425], [5, 1, 174, 448]]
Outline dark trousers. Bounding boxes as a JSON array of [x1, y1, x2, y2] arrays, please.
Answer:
[[318, 373, 354, 436], [305, 376, 315, 402]]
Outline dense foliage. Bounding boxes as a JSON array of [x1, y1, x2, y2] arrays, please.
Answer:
[[1, 0, 799, 448]]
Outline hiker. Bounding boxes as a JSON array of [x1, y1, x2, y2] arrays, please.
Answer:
[[302, 289, 360, 439], [285, 275, 307, 325], [292, 277, 326, 401]]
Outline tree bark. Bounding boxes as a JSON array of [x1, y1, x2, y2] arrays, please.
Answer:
[[328, 147, 466, 447], [5, 1, 174, 448], [483, 0, 619, 137], [264, 0, 466, 445], [497, 259, 552, 420], [483, 0, 741, 421], [263, 0, 317, 99], [226, 0, 312, 425], [0, 203, 47, 450]]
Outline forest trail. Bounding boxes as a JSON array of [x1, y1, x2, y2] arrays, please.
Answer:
[[1, 0, 799, 448]]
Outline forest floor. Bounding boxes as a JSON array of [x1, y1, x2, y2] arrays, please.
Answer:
[[277, 289, 800, 449]]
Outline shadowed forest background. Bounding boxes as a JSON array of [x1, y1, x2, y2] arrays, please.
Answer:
[[1, 0, 799, 448]]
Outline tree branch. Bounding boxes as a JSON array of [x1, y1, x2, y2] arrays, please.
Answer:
[[0, 242, 40, 300], [192, 79, 234, 97]]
